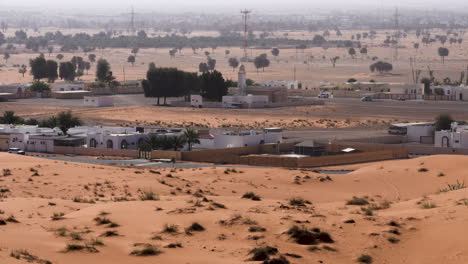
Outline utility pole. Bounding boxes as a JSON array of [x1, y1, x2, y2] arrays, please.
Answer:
[[241, 9, 252, 62]]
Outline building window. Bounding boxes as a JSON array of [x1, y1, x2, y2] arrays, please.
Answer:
[[106, 140, 114, 149]]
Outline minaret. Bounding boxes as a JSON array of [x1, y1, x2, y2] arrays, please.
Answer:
[[238, 64, 247, 96]]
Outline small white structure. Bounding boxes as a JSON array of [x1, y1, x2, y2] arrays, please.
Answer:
[[261, 80, 299, 90], [52, 83, 85, 91], [222, 94, 269, 108], [84, 96, 114, 107], [214, 128, 283, 148], [406, 123, 435, 143], [190, 95, 203, 108], [435, 122, 468, 148], [25, 135, 65, 153], [388, 122, 434, 143]]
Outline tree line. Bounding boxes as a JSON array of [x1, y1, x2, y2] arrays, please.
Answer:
[[142, 67, 230, 104]]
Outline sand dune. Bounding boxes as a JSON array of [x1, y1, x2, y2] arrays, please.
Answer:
[[1, 153, 468, 263]]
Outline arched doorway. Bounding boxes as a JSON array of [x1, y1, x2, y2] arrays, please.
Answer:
[[106, 140, 114, 149], [89, 138, 97, 148], [442, 136, 450, 148], [121, 140, 129, 149]]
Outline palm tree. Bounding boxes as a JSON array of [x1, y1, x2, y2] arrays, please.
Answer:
[[1, 111, 23, 124], [164, 136, 187, 151], [140, 134, 163, 150], [183, 128, 200, 151]]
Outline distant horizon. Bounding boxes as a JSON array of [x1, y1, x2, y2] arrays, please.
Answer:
[[2, 0, 468, 14]]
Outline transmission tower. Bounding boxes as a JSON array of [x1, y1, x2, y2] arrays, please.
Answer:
[[241, 9, 252, 61], [393, 7, 400, 60]]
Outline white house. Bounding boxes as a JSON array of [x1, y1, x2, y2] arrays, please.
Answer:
[[84, 96, 114, 107], [406, 123, 435, 143], [435, 122, 468, 148], [87, 132, 147, 150], [214, 128, 283, 148], [260, 80, 299, 90]]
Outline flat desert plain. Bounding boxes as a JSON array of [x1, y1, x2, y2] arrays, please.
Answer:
[[1, 29, 468, 88], [1, 153, 468, 263]]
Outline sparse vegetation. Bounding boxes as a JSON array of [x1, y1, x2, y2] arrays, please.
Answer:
[[162, 224, 179, 234], [357, 254, 373, 263], [286, 226, 334, 245], [289, 197, 312, 207], [242, 192, 261, 201], [131, 244, 162, 256], [51, 212, 65, 221], [347, 196, 369, 206], [439, 180, 466, 193]]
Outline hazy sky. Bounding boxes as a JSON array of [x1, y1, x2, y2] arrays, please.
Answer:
[[2, 0, 468, 12]]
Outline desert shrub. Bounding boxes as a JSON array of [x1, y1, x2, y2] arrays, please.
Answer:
[[286, 226, 334, 245], [94, 217, 112, 225], [185, 222, 205, 233], [420, 202, 437, 209], [65, 243, 85, 252], [387, 220, 400, 227], [439, 180, 466, 193], [211, 202, 227, 209], [10, 249, 52, 264], [262, 256, 290, 264], [387, 236, 400, 243], [100, 230, 119, 237], [357, 254, 373, 263], [418, 168, 428, 172], [3, 169, 11, 176], [139, 191, 159, 201], [249, 246, 278, 261], [55, 227, 68, 236], [289, 197, 312, 207], [162, 224, 179, 234], [322, 245, 337, 251], [6, 215, 19, 223], [164, 242, 182, 248], [70, 232, 83, 241], [242, 192, 261, 201], [347, 196, 369, 205], [249, 226, 267, 232], [131, 244, 162, 256], [51, 212, 65, 221]]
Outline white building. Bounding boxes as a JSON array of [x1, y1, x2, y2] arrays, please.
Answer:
[[435, 123, 468, 148], [406, 123, 435, 143], [214, 128, 283, 148], [260, 80, 299, 90], [84, 96, 114, 107], [25, 135, 65, 153], [222, 94, 269, 108], [87, 131, 146, 150], [190, 95, 203, 108], [52, 83, 86, 91]]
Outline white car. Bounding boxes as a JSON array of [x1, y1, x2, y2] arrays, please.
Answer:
[[8, 148, 25, 155], [361, 96, 373, 102], [318, 93, 330, 98]]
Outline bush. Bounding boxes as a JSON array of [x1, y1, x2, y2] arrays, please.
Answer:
[[346, 196, 369, 206], [387, 236, 400, 243], [162, 224, 179, 234], [249, 226, 267, 232], [51, 212, 65, 221], [357, 254, 373, 263], [289, 197, 312, 207], [185, 222, 205, 233], [242, 192, 261, 201], [286, 226, 334, 245], [262, 256, 290, 264], [249, 246, 278, 261], [100, 230, 119, 237], [435, 114, 454, 131], [131, 244, 162, 256], [439, 180, 466, 193], [139, 191, 159, 201]]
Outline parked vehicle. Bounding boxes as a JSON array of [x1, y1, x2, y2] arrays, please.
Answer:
[[318, 93, 330, 98], [7, 148, 25, 155], [360, 96, 373, 102]]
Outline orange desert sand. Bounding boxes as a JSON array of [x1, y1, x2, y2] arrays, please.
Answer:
[[1, 153, 468, 263]]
